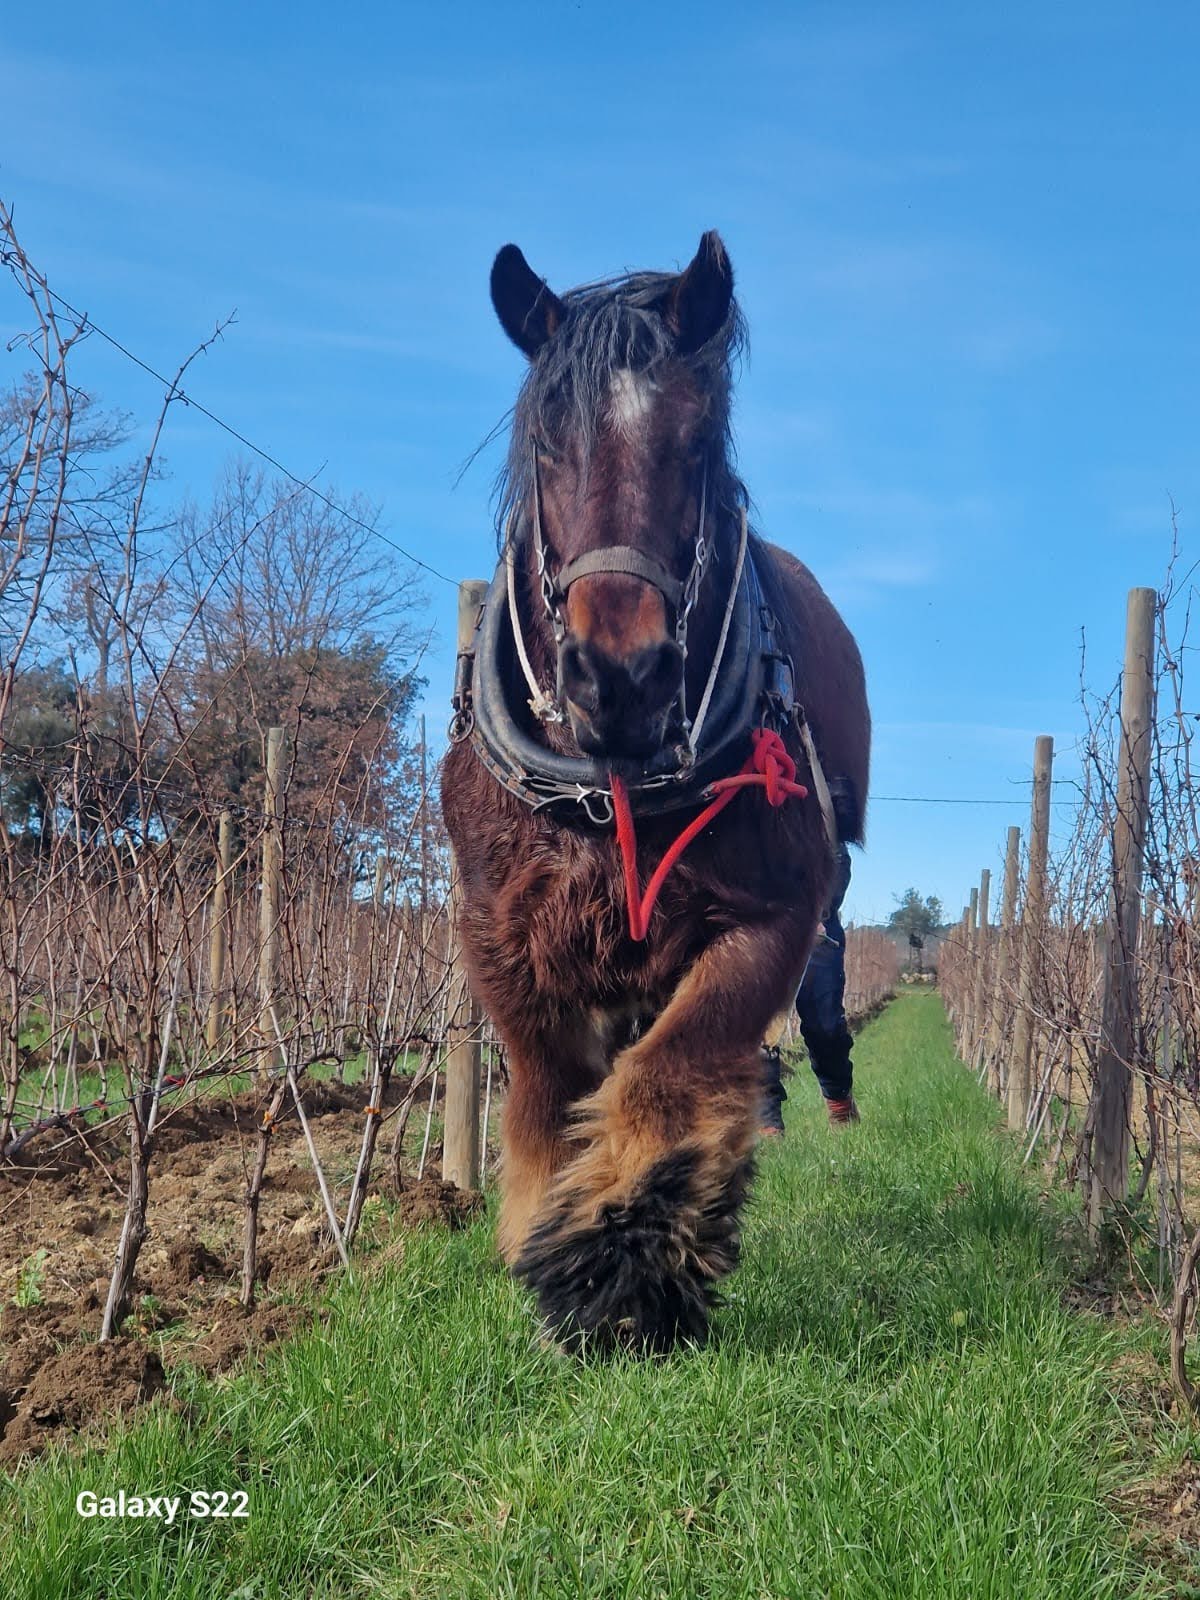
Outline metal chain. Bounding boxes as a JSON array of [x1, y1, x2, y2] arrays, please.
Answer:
[[536, 538, 566, 647], [672, 458, 711, 762], [675, 530, 709, 653], [531, 456, 567, 649]]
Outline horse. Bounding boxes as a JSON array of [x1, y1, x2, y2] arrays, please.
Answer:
[[441, 231, 870, 1352]]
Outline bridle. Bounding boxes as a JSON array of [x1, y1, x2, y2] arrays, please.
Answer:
[[508, 449, 744, 768], [451, 445, 802, 826]]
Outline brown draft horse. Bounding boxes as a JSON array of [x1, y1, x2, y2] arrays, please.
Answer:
[[442, 232, 870, 1352]]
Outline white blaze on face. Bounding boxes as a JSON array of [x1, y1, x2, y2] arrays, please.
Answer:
[[609, 369, 655, 439]]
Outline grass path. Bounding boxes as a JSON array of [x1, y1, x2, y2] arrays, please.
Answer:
[[0, 991, 1190, 1598]]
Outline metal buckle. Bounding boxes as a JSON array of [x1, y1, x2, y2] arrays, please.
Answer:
[[448, 649, 475, 743], [763, 650, 795, 706]]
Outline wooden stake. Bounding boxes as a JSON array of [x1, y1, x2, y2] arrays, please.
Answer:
[[963, 887, 978, 1052], [443, 581, 488, 1191], [258, 727, 284, 1077], [1008, 736, 1053, 1130], [971, 868, 991, 1067], [1088, 587, 1156, 1219], [206, 809, 233, 1054], [419, 712, 429, 923], [986, 826, 1021, 1097]]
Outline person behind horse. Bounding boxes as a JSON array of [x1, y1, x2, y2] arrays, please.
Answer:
[[761, 775, 860, 1132]]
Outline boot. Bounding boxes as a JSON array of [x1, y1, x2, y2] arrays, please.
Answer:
[[824, 1095, 860, 1126]]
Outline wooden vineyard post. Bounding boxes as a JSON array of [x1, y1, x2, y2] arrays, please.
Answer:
[[986, 826, 1021, 1098], [419, 712, 430, 930], [443, 580, 489, 1191], [1088, 588, 1156, 1222], [206, 810, 234, 1054], [954, 907, 969, 1036], [258, 726, 285, 1077], [964, 887, 978, 1053], [1008, 736, 1053, 1131], [971, 868, 991, 1069]]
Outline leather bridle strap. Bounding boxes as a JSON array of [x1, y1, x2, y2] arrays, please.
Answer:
[[552, 546, 685, 611], [521, 448, 713, 726]]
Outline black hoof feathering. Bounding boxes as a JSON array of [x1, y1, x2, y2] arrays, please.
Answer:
[[513, 1147, 755, 1355]]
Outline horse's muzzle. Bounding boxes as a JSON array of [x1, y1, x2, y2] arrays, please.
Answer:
[[558, 635, 684, 758]]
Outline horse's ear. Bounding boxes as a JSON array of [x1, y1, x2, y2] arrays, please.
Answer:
[[665, 231, 733, 356], [490, 244, 566, 359]]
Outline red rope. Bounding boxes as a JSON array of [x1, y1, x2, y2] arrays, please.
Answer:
[[610, 727, 809, 942]]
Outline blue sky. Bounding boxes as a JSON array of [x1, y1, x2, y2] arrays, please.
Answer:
[[2, 2, 1196, 924]]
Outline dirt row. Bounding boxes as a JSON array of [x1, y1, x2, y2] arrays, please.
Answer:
[[2, 1010, 896, 1468], [0, 1076, 483, 1465]]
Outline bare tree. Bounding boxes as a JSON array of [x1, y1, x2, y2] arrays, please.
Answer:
[[173, 460, 425, 670]]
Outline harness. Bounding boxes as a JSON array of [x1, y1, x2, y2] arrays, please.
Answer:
[[447, 452, 845, 937], [453, 525, 802, 827]]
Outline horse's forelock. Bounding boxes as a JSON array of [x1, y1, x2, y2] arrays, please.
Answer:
[[495, 269, 748, 549]]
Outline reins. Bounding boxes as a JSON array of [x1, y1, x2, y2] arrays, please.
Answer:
[[610, 727, 808, 942], [506, 541, 561, 724]]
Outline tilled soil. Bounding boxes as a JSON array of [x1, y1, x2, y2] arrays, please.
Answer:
[[0, 1075, 484, 1465]]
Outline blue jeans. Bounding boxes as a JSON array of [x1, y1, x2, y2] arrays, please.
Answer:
[[795, 905, 854, 1102], [762, 847, 854, 1116]]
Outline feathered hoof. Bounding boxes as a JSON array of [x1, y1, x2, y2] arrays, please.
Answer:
[[512, 1146, 754, 1355]]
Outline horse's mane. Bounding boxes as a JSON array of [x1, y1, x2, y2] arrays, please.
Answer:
[[494, 269, 749, 551]]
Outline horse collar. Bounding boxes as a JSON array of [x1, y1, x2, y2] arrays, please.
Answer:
[[452, 510, 798, 825]]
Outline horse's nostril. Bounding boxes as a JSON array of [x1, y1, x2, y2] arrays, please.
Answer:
[[630, 640, 684, 695], [559, 640, 599, 712]]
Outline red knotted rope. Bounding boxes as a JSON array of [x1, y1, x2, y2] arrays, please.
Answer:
[[610, 727, 809, 942]]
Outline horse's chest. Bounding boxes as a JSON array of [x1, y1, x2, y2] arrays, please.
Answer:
[[461, 788, 816, 1007], [494, 832, 698, 999]]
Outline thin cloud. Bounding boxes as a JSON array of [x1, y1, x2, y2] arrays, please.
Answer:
[[958, 314, 1061, 371], [832, 551, 938, 588], [786, 486, 993, 524]]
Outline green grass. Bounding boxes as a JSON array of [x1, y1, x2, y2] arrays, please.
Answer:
[[0, 993, 1189, 1598]]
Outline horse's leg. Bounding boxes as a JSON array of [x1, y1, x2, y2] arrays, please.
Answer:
[[494, 1012, 609, 1265], [513, 913, 812, 1352]]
